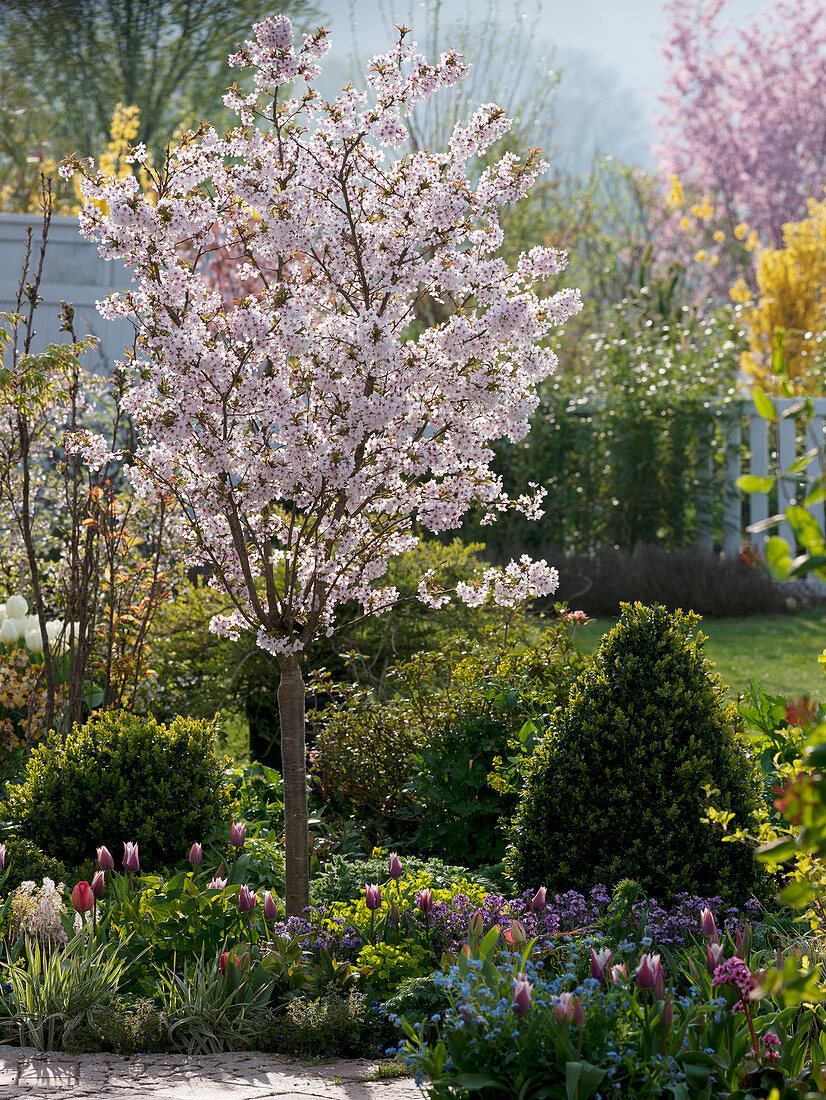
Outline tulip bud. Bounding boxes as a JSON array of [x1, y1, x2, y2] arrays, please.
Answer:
[[229, 822, 245, 848], [365, 883, 382, 910], [661, 992, 673, 1031], [0, 843, 6, 871], [96, 846, 114, 871], [188, 842, 203, 867], [736, 922, 751, 959], [219, 951, 240, 975], [122, 841, 140, 873], [509, 919, 527, 946], [700, 907, 718, 941], [706, 942, 725, 975], [237, 885, 257, 913], [263, 891, 278, 922], [554, 992, 575, 1023], [71, 881, 94, 913], [590, 946, 612, 982], [469, 909, 485, 941], [530, 885, 547, 913], [636, 952, 663, 992], [610, 963, 628, 982], [512, 974, 533, 1016], [6, 595, 28, 619], [389, 901, 400, 927], [416, 888, 434, 914], [573, 997, 585, 1028], [91, 870, 105, 899], [388, 851, 403, 880]]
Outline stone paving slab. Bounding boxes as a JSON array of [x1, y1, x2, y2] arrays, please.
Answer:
[[0, 1047, 424, 1098]]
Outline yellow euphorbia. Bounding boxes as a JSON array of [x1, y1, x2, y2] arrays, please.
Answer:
[[667, 174, 686, 208], [738, 195, 826, 392], [73, 103, 155, 212]]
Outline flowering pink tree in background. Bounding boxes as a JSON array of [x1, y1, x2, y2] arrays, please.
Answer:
[[657, 0, 826, 250], [64, 15, 581, 913]]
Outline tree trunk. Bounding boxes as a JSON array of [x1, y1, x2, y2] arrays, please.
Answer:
[[277, 652, 309, 915]]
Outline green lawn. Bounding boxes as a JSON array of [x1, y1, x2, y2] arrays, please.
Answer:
[[577, 609, 826, 700]]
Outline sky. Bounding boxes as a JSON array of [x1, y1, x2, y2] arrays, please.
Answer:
[[316, 0, 776, 170]]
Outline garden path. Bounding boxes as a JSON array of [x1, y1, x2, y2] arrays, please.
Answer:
[[0, 1047, 422, 1098]]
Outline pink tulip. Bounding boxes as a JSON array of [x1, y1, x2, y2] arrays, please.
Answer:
[[416, 888, 434, 914], [636, 952, 665, 997], [71, 881, 94, 913], [365, 883, 382, 910], [507, 919, 527, 946], [91, 870, 105, 899], [590, 946, 612, 982], [220, 951, 240, 975], [530, 885, 546, 913], [573, 997, 585, 1028], [707, 942, 725, 975], [512, 973, 533, 1016], [0, 843, 6, 871], [554, 992, 575, 1023], [388, 852, 403, 879], [263, 891, 278, 922], [188, 842, 203, 867], [610, 963, 629, 982], [238, 885, 257, 913], [700, 907, 718, 941], [122, 841, 140, 873], [96, 846, 114, 871], [208, 876, 228, 890], [229, 822, 245, 848], [469, 909, 485, 940], [661, 992, 673, 1031]]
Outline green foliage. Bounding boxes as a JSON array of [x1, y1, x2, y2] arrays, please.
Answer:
[[0, 832, 67, 897], [507, 603, 766, 902], [465, 296, 743, 558], [0, 930, 129, 1051], [260, 990, 384, 1058], [157, 950, 274, 1054], [89, 997, 169, 1054], [310, 852, 498, 906], [4, 710, 231, 869], [311, 616, 588, 864]]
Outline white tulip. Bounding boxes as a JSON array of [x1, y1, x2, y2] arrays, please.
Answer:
[[24, 615, 39, 630], [1, 618, 21, 644], [45, 620, 63, 643], [0, 603, 7, 619], [24, 627, 43, 653], [6, 595, 28, 619]]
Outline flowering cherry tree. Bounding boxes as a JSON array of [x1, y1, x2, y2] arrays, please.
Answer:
[[657, 0, 826, 249], [63, 15, 581, 913]]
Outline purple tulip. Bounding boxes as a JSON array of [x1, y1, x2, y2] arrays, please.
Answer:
[[636, 952, 665, 997], [573, 997, 585, 1028], [96, 846, 114, 871], [229, 822, 245, 848], [388, 851, 403, 880], [554, 992, 575, 1023], [661, 992, 673, 1031], [512, 973, 533, 1016], [365, 883, 382, 910], [122, 841, 140, 873], [530, 885, 546, 913], [0, 843, 6, 872], [238, 885, 257, 913], [416, 888, 434, 914], [263, 891, 278, 922], [188, 842, 203, 867], [590, 946, 612, 982], [735, 922, 751, 959], [707, 942, 725, 975], [91, 870, 105, 899], [700, 907, 717, 940]]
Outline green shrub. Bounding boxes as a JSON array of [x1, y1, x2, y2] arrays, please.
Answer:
[[310, 851, 498, 905], [89, 997, 170, 1054], [507, 603, 766, 903], [0, 833, 67, 897], [4, 711, 231, 869], [258, 991, 385, 1058]]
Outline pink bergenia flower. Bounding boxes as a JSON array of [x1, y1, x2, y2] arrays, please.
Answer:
[[712, 956, 758, 1012]]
